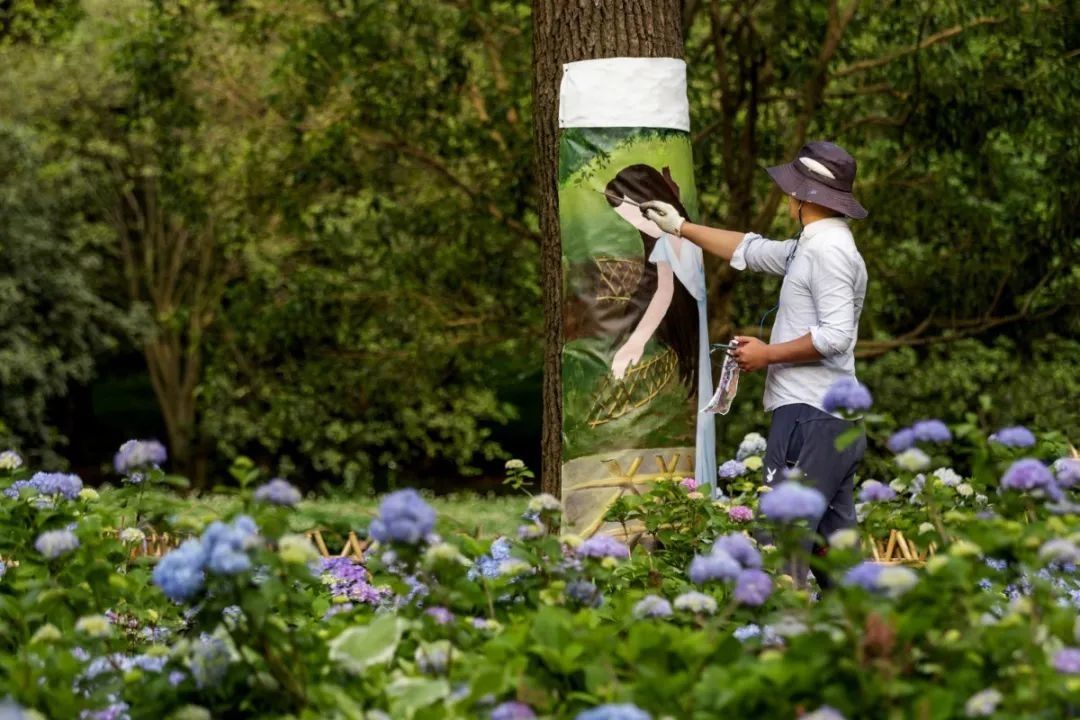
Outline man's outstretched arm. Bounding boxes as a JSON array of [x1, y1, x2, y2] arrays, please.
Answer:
[[640, 201, 744, 260]]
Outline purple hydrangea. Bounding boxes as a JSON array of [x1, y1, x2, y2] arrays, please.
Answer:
[[1000, 459, 1056, 495], [718, 460, 747, 479], [689, 550, 741, 584], [1052, 647, 1080, 674], [425, 606, 454, 625], [566, 580, 603, 607], [632, 595, 673, 619], [712, 533, 761, 568], [912, 419, 952, 443], [886, 428, 916, 454], [858, 480, 897, 503], [842, 561, 884, 591], [491, 702, 537, 720], [321, 557, 388, 605], [575, 704, 651, 720], [822, 377, 872, 414], [113, 439, 167, 474], [28, 472, 83, 499], [1054, 458, 1080, 488], [734, 569, 773, 606], [153, 539, 207, 602], [35, 529, 80, 558], [759, 482, 826, 523], [80, 701, 130, 720], [369, 489, 436, 545], [254, 478, 302, 507], [2, 479, 33, 499], [577, 535, 630, 560], [989, 426, 1036, 448], [803, 707, 846, 720], [728, 505, 753, 523]]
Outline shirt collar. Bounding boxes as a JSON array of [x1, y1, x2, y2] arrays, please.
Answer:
[[800, 217, 850, 241]]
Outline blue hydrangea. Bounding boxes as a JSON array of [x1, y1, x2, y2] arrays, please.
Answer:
[[734, 569, 773, 606], [822, 377, 872, 414], [717, 459, 747, 479], [631, 595, 673, 619], [369, 489, 436, 545], [471, 537, 512, 579], [2, 480, 34, 500], [35, 529, 80, 558], [912, 419, 951, 443], [712, 533, 761, 568], [577, 535, 630, 560], [153, 539, 207, 602], [253, 478, 302, 507], [491, 702, 537, 720], [689, 549, 741, 584], [886, 428, 916, 453], [190, 634, 232, 689], [759, 482, 826, 523], [31, 471, 83, 499], [202, 517, 258, 575], [575, 703, 651, 720], [803, 707, 846, 720], [842, 561, 884, 591], [113, 439, 167, 474], [989, 426, 1036, 448], [566, 580, 603, 608], [79, 701, 130, 720], [858, 480, 897, 503], [1000, 459, 1056, 495], [1053, 458, 1080, 488]]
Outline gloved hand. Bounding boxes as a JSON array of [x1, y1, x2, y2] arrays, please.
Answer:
[[640, 200, 685, 236]]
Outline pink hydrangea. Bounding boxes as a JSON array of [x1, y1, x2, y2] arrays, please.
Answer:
[[680, 477, 699, 491], [728, 505, 753, 523]]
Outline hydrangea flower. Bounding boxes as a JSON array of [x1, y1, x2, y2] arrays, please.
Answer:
[[35, 529, 80, 558], [759, 482, 826, 522], [842, 561, 883, 591], [114, 439, 167, 474], [1038, 539, 1080, 567], [424, 606, 453, 625], [577, 535, 630, 560], [0, 450, 23, 471], [895, 448, 931, 472], [190, 634, 232, 689], [803, 707, 845, 720], [321, 557, 388, 605], [202, 517, 259, 575], [734, 569, 773, 606], [673, 591, 718, 615], [80, 701, 131, 720], [712, 533, 761, 568], [491, 702, 537, 720], [1000, 459, 1056, 495], [1053, 458, 1080, 488], [736, 432, 768, 461], [858, 480, 896, 503], [632, 595, 673, 619], [964, 688, 1003, 717], [679, 477, 699, 491], [1052, 647, 1080, 674], [689, 550, 741, 584], [989, 426, 1036, 448], [253, 478, 302, 507], [75, 615, 111, 638], [2, 480, 33, 500], [566, 580, 603, 608], [153, 539, 207, 602], [822, 377, 872, 414], [887, 428, 916, 454], [517, 523, 546, 541], [526, 493, 561, 514], [912, 419, 951, 443], [471, 537, 512, 580], [369, 489, 436, 545], [877, 566, 919, 597], [932, 467, 962, 487], [28, 472, 83, 499], [575, 704, 650, 720], [717, 460, 747, 479], [728, 505, 753, 523]]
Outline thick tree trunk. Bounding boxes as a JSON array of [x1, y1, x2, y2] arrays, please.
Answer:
[[532, 1, 684, 496]]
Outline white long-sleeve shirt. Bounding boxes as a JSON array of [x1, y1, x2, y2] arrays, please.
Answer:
[[730, 217, 867, 413]]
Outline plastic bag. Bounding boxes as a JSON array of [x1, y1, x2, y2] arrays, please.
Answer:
[[702, 351, 740, 415]]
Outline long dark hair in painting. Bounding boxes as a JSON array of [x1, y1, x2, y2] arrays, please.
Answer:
[[604, 164, 698, 393]]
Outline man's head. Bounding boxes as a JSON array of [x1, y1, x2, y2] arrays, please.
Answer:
[[767, 141, 867, 221]]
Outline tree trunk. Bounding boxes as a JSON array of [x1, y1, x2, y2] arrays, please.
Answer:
[[532, 0, 684, 496]]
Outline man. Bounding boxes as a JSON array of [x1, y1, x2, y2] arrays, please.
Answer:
[[641, 141, 868, 579]]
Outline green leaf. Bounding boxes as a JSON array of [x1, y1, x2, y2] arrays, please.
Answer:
[[386, 676, 450, 719], [328, 614, 403, 675]]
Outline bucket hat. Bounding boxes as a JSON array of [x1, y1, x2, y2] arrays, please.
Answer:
[[766, 141, 868, 219]]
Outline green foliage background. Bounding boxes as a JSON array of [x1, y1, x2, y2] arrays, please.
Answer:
[[0, 0, 1076, 489]]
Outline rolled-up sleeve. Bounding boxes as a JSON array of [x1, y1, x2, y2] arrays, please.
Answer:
[[730, 233, 797, 276], [808, 249, 858, 357]]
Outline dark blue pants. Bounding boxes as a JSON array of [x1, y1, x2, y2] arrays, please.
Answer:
[[763, 403, 866, 585]]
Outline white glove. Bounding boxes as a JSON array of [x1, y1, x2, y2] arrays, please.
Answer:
[[640, 200, 685, 236]]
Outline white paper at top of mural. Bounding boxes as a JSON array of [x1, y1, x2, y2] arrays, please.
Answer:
[[559, 57, 689, 131]]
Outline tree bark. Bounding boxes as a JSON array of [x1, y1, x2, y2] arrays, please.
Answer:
[[533, 0, 684, 496]]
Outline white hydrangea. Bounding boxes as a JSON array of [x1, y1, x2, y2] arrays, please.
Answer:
[[827, 528, 859, 551], [895, 448, 931, 472], [526, 493, 561, 514], [932, 467, 962, 487], [0, 450, 23, 472], [956, 483, 974, 497], [736, 432, 767, 461], [673, 592, 718, 615], [119, 528, 146, 543], [877, 566, 919, 598], [964, 688, 1003, 717]]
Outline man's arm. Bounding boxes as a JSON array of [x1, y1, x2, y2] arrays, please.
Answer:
[[732, 333, 822, 373], [678, 222, 744, 261]]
